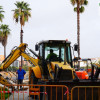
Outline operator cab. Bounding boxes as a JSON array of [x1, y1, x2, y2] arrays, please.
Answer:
[[36, 40, 73, 67]]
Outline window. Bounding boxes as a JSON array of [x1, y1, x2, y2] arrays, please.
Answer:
[[61, 48, 64, 61], [45, 46, 59, 59], [39, 44, 43, 57], [67, 46, 71, 63], [44, 43, 72, 64]]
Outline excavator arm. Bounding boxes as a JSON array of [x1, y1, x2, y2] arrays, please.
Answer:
[[0, 43, 27, 87], [0, 43, 27, 71], [0, 43, 41, 87], [0, 74, 13, 88], [21, 52, 42, 78], [21, 52, 38, 66]]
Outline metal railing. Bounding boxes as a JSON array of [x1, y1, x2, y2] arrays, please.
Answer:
[[0, 84, 69, 100], [71, 86, 100, 100], [0, 86, 3, 100], [2, 85, 100, 100]]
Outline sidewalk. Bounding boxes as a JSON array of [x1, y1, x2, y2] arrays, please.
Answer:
[[8, 87, 33, 100]]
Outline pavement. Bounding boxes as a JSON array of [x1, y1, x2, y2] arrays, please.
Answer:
[[8, 86, 36, 100], [0, 71, 31, 100]]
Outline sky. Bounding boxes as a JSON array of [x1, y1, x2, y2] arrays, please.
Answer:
[[0, 0, 100, 58]]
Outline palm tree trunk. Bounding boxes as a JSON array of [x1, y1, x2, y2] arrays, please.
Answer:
[[20, 25, 23, 67], [77, 1, 80, 69], [20, 25, 23, 43], [77, 1, 80, 58], [4, 45, 6, 59]]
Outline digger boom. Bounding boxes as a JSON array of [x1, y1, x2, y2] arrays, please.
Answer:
[[0, 43, 40, 86]]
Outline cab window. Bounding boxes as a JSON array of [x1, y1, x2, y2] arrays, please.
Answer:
[[44, 44, 72, 64], [45, 46, 59, 60]]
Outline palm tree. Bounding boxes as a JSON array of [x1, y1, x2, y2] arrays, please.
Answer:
[[13, 1, 31, 43], [0, 6, 4, 42], [0, 24, 10, 58], [70, 0, 88, 58], [0, 32, 3, 42], [13, 1, 31, 67], [0, 6, 4, 22]]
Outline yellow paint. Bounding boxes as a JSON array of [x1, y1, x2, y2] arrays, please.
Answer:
[[50, 62, 75, 79], [0, 43, 27, 70], [51, 62, 73, 71], [32, 66, 42, 78], [21, 53, 38, 66], [47, 64, 54, 79]]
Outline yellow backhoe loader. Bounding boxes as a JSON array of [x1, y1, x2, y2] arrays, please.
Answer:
[[0, 40, 77, 86], [0, 40, 100, 100]]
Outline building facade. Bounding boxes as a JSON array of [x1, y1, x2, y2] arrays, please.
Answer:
[[0, 55, 4, 64]]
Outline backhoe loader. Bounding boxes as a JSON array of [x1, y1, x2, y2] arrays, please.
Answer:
[[0, 40, 76, 85], [0, 40, 100, 86], [0, 40, 100, 100]]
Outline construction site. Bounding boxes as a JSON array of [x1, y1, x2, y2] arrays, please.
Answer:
[[0, 0, 100, 100], [0, 40, 100, 100]]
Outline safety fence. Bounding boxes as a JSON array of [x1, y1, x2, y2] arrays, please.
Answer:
[[0, 84, 69, 100], [1, 85, 100, 100], [71, 86, 100, 100]]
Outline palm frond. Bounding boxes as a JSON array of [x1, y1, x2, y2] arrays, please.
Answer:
[[79, 6, 85, 13], [0, 35, 3, 42], [70, 0, 76, 5], [79, 0, 85, 5], [0, 6, 4, 22], [13, 1, 31, 25], [74, 7, 77, 12], [0, 24, 10, 36], [84, 0, 88, 5], [0, 24, 10, 46], [0, 14, 4, 22]]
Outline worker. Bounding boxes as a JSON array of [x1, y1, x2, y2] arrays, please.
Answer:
[[46, 49, 57, 61], [16, 66, 26, 90]]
